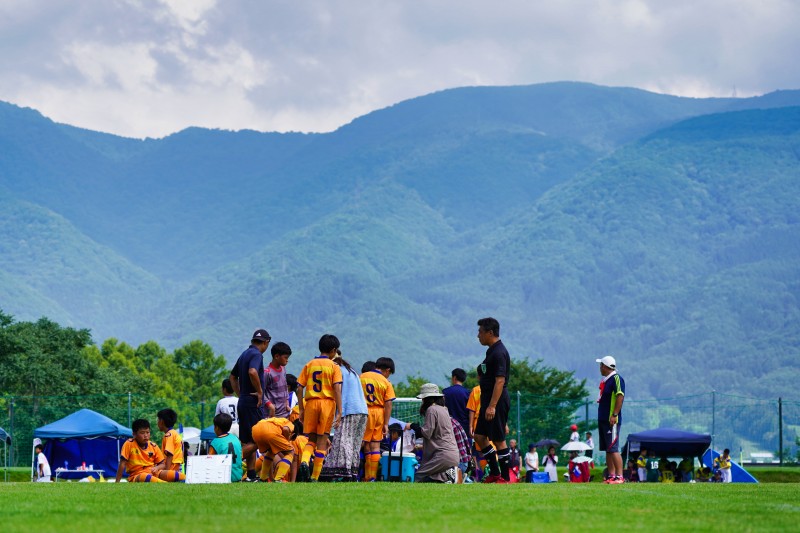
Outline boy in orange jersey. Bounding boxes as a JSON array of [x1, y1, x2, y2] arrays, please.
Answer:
[[360, 356, 396, 481], [116, 419, 166, 482], [466, 385, 481, 436], [252, 417, 296, 482], [466, 385, 490, 480], [296, 334, 343, 481], [156, 408, 186, 482]]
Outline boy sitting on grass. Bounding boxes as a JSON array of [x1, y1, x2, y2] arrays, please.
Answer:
[[116, 419, 166, 483], [209, 413, 243, 483], [157, 408, 186, 482]]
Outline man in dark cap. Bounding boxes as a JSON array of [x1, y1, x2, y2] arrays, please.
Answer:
[[230, 328, 270, 481]]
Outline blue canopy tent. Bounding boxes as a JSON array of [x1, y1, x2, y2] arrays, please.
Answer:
[[1, 427, 10, 482], [200, 425, 216, 442], [624, 428, 712, 458], [33, 409, 132, 480]]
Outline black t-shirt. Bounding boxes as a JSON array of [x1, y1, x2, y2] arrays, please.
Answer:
[[231, 345, 265, 408], [477, 339, 510, 397]]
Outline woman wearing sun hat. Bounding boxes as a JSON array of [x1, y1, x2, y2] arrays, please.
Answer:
[[408, 383, 460, 483]]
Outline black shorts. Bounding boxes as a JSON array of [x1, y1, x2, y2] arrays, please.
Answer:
[[474, 390, 510, 443], [238, 403, 265, 444], [597, 420, 621, 453]]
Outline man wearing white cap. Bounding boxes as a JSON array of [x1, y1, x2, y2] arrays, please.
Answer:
[[596, 355, 625, 484]]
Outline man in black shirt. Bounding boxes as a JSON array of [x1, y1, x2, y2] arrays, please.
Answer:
[[474, 317, 511, 483], [230, 328, 270, 481]]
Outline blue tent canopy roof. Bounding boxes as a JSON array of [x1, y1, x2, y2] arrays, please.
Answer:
[[33, 409, 132, 439], [0, 427, 10, 444], [201, 425, 216, 441], [625, 428, 711, 457]]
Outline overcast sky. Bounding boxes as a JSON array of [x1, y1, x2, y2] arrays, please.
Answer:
[[1, 0, 798, 138]]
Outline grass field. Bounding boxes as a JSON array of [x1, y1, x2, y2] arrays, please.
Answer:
[[1, 482, 799, 532]]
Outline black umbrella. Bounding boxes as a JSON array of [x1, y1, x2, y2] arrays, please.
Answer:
[[533, 439, 560, 448]]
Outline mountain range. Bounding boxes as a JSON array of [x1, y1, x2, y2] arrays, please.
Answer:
[[1, 81, 799, 401]]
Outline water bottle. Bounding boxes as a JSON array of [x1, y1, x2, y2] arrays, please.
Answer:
[[64, 460, 68, 470]]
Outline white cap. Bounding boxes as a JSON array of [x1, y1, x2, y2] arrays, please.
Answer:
[[596, 355, 617, 369]]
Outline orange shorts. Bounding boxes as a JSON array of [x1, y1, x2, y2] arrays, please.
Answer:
[[252, 421, 293, 455], [303, 399, 336, 435], [363, 407, 385, 442]]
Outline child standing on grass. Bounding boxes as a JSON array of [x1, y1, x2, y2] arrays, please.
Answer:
[[296, 334, 343, 482], [116, 419, 166, 483], [209, 413, 243, 482], [637, 448, 647, 482], [35, 444, 51, 482], [156, 408, 186, 482], [360, 356, 396, 481]]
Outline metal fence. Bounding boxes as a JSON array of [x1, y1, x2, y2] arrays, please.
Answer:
[[2, 391, 798, 468], [0, 394, 211, 468], [394, 392, 799, 465]]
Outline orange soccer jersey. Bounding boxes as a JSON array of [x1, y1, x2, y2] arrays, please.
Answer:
[[252, 418, 295, 455], [466, 385, 481, 434], [161, 429, 184, 470], [121, 438, 165, 480], [360, 370, 396, 441], [297, 356, 343, 401]]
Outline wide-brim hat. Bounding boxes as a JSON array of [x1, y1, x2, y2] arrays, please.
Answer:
[[416, 383, 444, 399]]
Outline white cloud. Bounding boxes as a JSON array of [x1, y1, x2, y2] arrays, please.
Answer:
[[0, 0, 797, 137]]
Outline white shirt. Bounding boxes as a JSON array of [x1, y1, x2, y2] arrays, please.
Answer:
[[525, 451, 539, 471], [37, 452, 51, 479], [586, 437, 594, 449], [215, 396, 239, 424], [569, 431, 580, 442]]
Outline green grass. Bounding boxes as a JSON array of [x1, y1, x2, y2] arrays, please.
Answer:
[[1, 482, 799, 532]]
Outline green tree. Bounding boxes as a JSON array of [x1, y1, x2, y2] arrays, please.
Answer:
[[394, 374, 430, 398], [172, 340, 228, 403]]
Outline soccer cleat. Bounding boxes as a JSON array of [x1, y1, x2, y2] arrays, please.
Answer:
[[242, 477, 262, 483], [610, 477, 625, 484], [298, 462, 310, 482]]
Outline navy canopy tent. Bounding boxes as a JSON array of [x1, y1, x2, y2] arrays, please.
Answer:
[[624, 428, 712, 458], [33, 409, 132, 480]]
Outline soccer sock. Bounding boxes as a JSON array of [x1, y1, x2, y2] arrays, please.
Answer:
[[497, 448, 511, 480], [312, 449, 327, 480], [481, 446, 500, 476], [301, 442, 316, 465], [366, 451, 381, 481], [274, 454, 293, 481], [260, 456, 273, 481], [246, 469, 257, 480]]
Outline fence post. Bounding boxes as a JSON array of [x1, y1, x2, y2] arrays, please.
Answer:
[[8, 397, 14, 467], [516, 391, 521, 446], [585, 400, 589, 432], [127, 392, 132, 427], [711, 390, 716, 451], [778, 397, 783, 466]]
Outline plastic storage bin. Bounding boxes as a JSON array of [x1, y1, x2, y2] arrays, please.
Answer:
[[532, 472, 551, 483], [380, 452, 418, 482]]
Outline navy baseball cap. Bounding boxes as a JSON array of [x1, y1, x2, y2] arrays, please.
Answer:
[[251, 329, 271, 342]]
